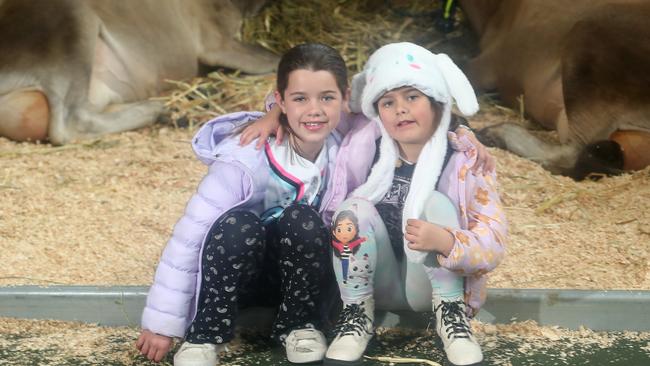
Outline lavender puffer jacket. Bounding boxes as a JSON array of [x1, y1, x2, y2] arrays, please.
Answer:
[[140, 111, 377, 337]]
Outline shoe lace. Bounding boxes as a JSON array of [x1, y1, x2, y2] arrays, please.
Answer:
[[434, 300, 472, 340], [332, 302, 373, 337]]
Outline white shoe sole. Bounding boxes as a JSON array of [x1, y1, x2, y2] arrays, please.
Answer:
[[322, 356, 363, 366], [287, 352, 326, 364]]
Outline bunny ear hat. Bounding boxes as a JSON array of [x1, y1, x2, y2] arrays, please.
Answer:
[[350, 42, 479, 263]]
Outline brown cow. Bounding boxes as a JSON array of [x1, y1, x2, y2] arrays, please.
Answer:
[[0, 0, 277, 145], [460, 0, 650, 179]]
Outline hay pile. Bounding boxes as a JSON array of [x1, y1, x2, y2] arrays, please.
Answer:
[[0, 0, 648, 289], [160, 0, 471, 127]]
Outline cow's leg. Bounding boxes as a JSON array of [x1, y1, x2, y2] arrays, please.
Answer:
[[47, 100, 163, 145], [476, 122, 580, 175], [197, 0, 277, 73], [0, 89, 49, 142], [199, 36, 278, 74]]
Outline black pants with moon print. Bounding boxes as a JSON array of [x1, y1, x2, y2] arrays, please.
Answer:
[[184, 203, 333, 345]]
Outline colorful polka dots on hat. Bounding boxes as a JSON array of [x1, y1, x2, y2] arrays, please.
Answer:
[[407, 53, 421, 69]]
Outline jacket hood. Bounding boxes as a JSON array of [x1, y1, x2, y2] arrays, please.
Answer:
[[192, 111, 265, 165]]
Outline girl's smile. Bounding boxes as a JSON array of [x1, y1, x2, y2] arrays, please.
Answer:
[[302, 121, 328, 131]]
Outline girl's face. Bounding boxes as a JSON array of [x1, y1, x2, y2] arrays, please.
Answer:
[[333, 218, 357, 244], [376, 86, 440, 147], [276, 69, 347, 158]]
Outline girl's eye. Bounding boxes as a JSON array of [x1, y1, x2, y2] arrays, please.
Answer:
[[293, 96, 306, 102], [322, 95, 335, 102], [407, 94, 419, 101], [380, 100, 393, 108]]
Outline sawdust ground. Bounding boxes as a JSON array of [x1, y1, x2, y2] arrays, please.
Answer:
[[1, 97, 649, 289], [1, 317, 648, 366]]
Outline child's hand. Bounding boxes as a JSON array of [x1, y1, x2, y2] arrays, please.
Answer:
[[455, 127, 496, 174], [239, 104, 283, 149], [405, 219, 454, 256], [136, 329, 173, 362]]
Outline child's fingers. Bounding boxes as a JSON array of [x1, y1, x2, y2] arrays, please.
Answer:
[[485, 154, 496, 173], [404, 225, 418, 236], [472, 146, 486, 174], [147, 346, 158, 361], [406, 241, 425, 251], [239, 128, 252, 146], [255, 131, 268, 150], [135, 334, 144, 350], [139, 340, 150, 357], [153, 348, 166, 363], [404, 232, 418, 243], [276, 126, 284, 145]]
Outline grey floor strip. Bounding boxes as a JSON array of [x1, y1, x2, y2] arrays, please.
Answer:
[[1, 286, 648, 331]]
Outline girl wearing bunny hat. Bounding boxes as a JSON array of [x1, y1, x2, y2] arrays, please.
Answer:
[[323, 42, 508, 366]]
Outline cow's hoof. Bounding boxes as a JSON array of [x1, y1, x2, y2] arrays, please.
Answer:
[[572, 140, 625, 180]]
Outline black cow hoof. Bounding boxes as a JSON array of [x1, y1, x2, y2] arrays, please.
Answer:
[[571, 140, 625, 180]]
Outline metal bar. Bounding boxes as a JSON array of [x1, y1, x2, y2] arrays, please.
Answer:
[[1, 286, 648, 331]]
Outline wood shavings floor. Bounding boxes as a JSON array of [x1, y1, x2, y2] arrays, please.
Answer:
[[1, 317, 648, 365], [1, 110, 648, 290]]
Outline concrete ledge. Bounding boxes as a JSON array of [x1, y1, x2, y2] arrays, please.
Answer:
[[1, 286, 648, 331]]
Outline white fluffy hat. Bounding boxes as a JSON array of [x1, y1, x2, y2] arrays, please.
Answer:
[[349, 42, 478, 117], [349, 42, 479, 264]]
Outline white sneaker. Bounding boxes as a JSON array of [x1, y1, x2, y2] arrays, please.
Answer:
[[284, 328, 327, 363], [324, 298, 374, 365], [173, 342, 226, 366], [433, 297, 483, 366]]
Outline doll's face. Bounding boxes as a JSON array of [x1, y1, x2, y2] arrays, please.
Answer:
[[333, 218, 357, 244]]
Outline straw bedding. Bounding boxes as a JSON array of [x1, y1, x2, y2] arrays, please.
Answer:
[[0, 0, 648, 290]]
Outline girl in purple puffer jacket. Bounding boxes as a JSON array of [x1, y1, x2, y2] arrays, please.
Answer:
[[136, 43, 350, 366]]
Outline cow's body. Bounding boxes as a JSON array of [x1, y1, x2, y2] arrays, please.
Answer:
[[460, 0, 650, 178], [0, 0, 277, 145]]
